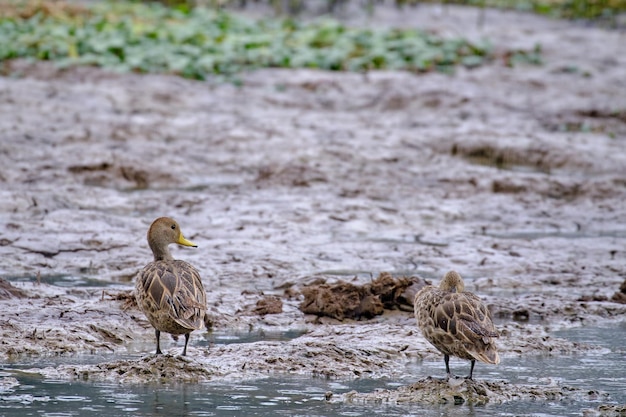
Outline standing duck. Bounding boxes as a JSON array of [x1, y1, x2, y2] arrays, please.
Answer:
[[135, 217, 207, 356], [414, 270, 499, 379]]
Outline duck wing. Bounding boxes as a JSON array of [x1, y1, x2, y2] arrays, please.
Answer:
[[453, 293, 500, 364], [139, 260, 207, 330]]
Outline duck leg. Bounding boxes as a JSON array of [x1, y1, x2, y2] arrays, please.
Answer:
[[155, 329, 163, 355], [444, 354, 452, 378], [467, 360, 476, 380], [182, 333, 190, 356]]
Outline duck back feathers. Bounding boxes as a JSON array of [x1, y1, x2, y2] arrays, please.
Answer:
[[134, 217, 207, 355], [414, 271, 499, 367], [136, 260, 206, 333]]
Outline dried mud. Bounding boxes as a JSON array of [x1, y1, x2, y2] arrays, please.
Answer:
[[1, 2, 626, 407]]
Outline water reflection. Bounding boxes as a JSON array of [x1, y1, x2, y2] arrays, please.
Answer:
[[0, 324, 624, 417], [0, 374, 442, 417]]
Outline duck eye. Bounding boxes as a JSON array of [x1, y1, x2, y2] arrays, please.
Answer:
[[171, 225, 176, 230]]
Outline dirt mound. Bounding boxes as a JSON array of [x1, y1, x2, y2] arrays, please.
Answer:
[[577, 279, 626, 304], [0, 278, 27, 299], [450, 141, 567, 174], [55, 354, 219, 383], [299, 273, 429, 320], [255, 163, 328, 187], [584, 404, 626, 416], [333, 376, 608, 405], [245, 294, 284, 315], [610, 279, 626, 304], [491, 176, 624, 200], [490, 292, 626, 324], [67, 159, 179, 190]]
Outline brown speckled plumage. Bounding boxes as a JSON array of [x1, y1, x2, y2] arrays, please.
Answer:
[[135, 217, 207, 356], [414, 270, 499, 379]]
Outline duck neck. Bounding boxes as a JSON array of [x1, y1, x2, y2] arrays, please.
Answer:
[[149, 238, 174, 261]]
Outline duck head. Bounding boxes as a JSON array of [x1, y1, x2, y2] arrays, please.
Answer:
[[439, 270, 465, 293], [147, 217, 197, 261]]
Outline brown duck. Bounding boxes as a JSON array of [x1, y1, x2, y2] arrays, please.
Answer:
[[135, 217, 207, 356], [413, 270, 499, 379]]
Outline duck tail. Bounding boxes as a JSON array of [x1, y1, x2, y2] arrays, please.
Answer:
[[472, 347, 500, 365]]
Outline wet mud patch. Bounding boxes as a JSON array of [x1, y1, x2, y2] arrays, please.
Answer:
[[67, 160, 177, 190], [488, 292, 626, 325], [609, 279, 626, 304], [540, 108, 626, 137], [496, 322, 602, 355], [449, 141, 563, 174], [585, 404, 626, 416], [444, 134, 623, 178], [46, 354, 220, 383], [0, 288, 141, 358], [38, 327, 414, 382], [332, 376, 608, 405], [255, 163, 328, 187], [0, 277, 27, 299], [490, 176, 626, 200], [576, 278, 626, 305]]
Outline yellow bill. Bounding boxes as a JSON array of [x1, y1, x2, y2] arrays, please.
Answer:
[[177, 233, 197, 248]]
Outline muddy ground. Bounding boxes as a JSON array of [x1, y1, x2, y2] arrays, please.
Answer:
[[0, 2, 625, 406]]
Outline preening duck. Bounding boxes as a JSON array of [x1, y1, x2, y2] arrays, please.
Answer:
[[413, 270, 499, 379]]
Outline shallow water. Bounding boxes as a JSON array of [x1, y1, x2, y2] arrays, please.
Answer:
[[201, 329, 307, 346], [1, 323, 624, 416], [6, 274, 121, 288]]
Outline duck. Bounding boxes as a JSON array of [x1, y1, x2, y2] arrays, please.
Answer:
[[135, 217, 207, 356], [413, 270, 499, 380]]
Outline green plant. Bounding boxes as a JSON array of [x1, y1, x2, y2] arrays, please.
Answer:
[[0, 0, 539, 80]]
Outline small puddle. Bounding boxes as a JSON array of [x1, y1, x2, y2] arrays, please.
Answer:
[[5, 274, 122, 288], [1, 324, 624, 416], [200, 329, 307, 346], [463, 153, 553, 174]]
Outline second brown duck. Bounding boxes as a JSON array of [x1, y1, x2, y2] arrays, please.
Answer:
[[413, 270, 499, 379]]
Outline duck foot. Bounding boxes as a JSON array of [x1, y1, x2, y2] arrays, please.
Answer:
[[155, 329, 163, 355]]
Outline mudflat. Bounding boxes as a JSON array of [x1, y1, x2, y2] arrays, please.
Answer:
[[0, 3, 625, 405]]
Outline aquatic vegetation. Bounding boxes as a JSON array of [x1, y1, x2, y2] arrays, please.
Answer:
[[0, 0, 519, 79]]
